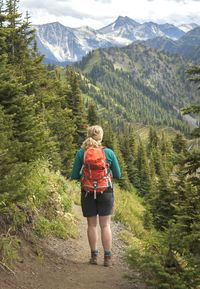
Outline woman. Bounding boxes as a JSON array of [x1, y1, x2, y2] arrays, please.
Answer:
[[71, 125, 121, 267]]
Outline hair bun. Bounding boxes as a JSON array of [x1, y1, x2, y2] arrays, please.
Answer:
[[87, 125, 103, 141]]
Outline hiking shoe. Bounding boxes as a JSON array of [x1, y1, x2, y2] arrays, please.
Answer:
[[89, 255, 98, 265], [104, 255, 112, 267]]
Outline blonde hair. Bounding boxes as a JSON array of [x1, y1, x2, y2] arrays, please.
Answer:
[[81, 125, 103, 150]]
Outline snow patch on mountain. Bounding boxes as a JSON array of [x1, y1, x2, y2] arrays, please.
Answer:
[[178, 23, 199, 33]]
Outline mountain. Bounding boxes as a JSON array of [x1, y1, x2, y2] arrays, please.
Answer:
[[98, 16, 140, 42], [99, 19, 184, 41], [76, 44, 198, 132], [34, 17, 191, 64], [140, 26, 200, 63], [34, 22, 116, 63], [158, 23, 185, 39]]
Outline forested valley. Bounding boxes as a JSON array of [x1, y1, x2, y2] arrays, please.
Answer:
[[0, 1, 199, 289]]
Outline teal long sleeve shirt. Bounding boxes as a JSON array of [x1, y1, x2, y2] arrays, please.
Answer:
[[71, 147, 121, 180]]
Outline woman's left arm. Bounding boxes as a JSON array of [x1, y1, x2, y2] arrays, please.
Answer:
[[71, 150, 83, 180]]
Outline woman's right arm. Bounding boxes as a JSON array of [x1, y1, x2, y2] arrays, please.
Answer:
[[110, 151, 121, 179]]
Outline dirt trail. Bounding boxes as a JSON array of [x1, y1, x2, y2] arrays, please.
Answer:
[[0, 206, 144, 289]]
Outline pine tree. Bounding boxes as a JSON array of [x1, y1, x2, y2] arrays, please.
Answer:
[[160, 131, 173, 175], [47, 103, 76, 176], [66, 67, 87, 145], [0, 105, 15, 188], [113, 135, 130, 190], [172, 173, 199, 253], [103, 126, 130, 189], [146, 153, 157, 199], [102, 124, 115, 149], [0, 104, 25, 205], [148, 126, 159, 152], [136, 139, 152, 197], [129, 131, 138, 160], [152, 163, 175, 230], [151, 147, 164, 176], [172, 133, 187, 154], [88, 101, 98, 125], [5, 0, 37, 65], [119, 130, 139, 188]]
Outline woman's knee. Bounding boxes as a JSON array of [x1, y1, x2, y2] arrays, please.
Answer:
[[87, 216, 97, 228], [99, 215, 111, 229]]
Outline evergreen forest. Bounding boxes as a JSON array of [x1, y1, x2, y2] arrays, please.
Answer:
[[77, 45, 199, 134]]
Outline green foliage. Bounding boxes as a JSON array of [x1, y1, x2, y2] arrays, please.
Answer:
[[0, 160, 79, 266], [143, 209, 154, 230], [127, 66, 200, 289], [113, 184, 145, 238], [181, 104, 200, 139], [119, 129, 139, 188], [136, 139, 153, 196], [33, 214, 77, 239], [0, 0, 80, 247], [33, 216, 51, 237], [127, 247, 190, 289], [66, 67, 87, 145], [0, 235, 20, 266], [0, 159, 74, 213], [172, 133, 187, 154], [87, 101, 99, 125]]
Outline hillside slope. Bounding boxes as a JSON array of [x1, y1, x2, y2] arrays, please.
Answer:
[[141, 26, 200, 63], [77, 44, 198, 132]]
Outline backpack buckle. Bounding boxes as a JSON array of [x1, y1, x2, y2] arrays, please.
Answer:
[[93, 181, 97, 199]]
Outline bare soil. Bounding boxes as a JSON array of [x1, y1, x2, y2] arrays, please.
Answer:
[[0, 206, 145, 289]]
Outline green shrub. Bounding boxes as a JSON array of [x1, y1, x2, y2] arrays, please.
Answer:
[[64, 180, 81, 205], [60, 194, 72, 213], [0, 235, 20, 266], [113, 185, 146, 238], [33, 216, 51, 237], [49, 214, 78, 239], [127, 246, 194, 289], [0, 160, 78, 230], [143, 209, 154, 230], [49, 219, 68, 239], [33, 214, 78, 239]]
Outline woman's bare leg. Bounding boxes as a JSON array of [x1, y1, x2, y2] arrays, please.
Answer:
[[87, 216, 98, 251], [99, 215, 112, 252]]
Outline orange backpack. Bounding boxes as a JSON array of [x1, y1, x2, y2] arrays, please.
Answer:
[[80, 146, 112, 198]]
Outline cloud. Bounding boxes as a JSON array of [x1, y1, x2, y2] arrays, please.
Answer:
[[19, 0, 93, 19], [19, 0, 114, 20], [146, 0, 199, 2], [94, 0, 112, 3], [19, 0, 200, 28]]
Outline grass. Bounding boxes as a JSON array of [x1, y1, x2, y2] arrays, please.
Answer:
[[112, 183, 169, 287], [0, 235, 20, 267], [33, 213, 78, 239], [113, 184, 146, 238]]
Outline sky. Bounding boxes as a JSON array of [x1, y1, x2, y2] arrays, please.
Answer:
[[18, 0, 200, 29]]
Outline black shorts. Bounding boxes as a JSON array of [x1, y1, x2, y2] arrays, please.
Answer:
[[81, 187, 114, 217]]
